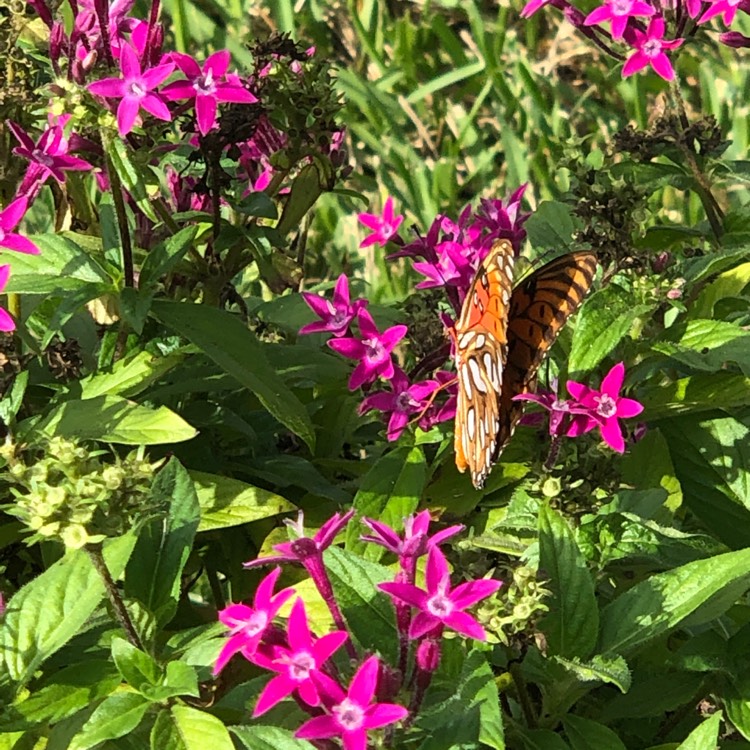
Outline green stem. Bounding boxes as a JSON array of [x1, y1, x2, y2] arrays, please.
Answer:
[[86, 542, 143, 650], [668, 75, 724, 242], [509, 661, 537, 729]]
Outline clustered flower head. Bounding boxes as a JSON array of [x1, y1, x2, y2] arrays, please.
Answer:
[[521, 0, 750, 81], [215, 510, 499, 746]]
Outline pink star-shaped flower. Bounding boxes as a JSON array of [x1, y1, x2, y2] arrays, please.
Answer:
[[88, 43, 175, 136], [358, 196, 404, 248], [358, 367, 440, 441], [213, 567, 294, 674], [299, 274, 368, 337], [584, 0, 655, 38], [251, 598, 349, 716], [0, 265, 16, 332], [698, 0, 743, 25], [296, 656, 408, 750], [622, 18, 683, 82], [161, 50, 258, 136], [327, 310, 408, 390], [566, 362, 645, 453], [513, 389, 597, 437], [0, 197, 40, 256], [8, 122, 93, 185], [379, 546, 502, 640]]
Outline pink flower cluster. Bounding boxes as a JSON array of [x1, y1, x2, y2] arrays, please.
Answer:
[[516, 362, 644, 452], [215, 510, 500, 747], [521, 0, 750, 81]]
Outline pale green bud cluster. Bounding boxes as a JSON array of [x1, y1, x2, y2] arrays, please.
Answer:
[[2, 437, 158, 549], [476, 565, 551, 647]]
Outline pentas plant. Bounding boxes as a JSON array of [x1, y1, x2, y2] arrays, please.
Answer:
[[520, 0, 750, 81], [300, 194, 644, 461], [215, 510, 499, 747]]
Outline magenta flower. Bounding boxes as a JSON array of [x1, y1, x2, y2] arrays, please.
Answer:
[[299, 274, 368, 337], [8, 122, 93, 186], [566, 362, 644, 453], [361, 510, 464, 567], [521, 0, 552, 17], [379, 546, 502, 640], [214, 567, 294, 674], [251, 598, 349, 716], [358, 197, 404, 248], [87, 43, 175, 136], [161, 50, 257, 136], [513, 389, 596, 437], [473, 184, 530, 246], [244, 510, 356, 569], [328, 310, 408, 390], [622, 18, 683, 81], [0, 266, 16, 332], [699, 0, 744, 25], [359, 368, 440, 441], [0, 197, 40, 256], [413, 241, 474, 290], [584, 0, 655, 38], [296, 656, 408, 749]]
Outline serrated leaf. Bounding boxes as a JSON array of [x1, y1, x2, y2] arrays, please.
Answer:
[[38, 395, 197, 445], [0, 535, 135, 698], [347, 446, 426, 559], [641, 374, 750, 419], [152, 301, 315, 450], [599, 548, 750, 655], [691, 261, 750, 318], [125, 459, 200, 626], [190, 471, 295, 532], [230, 726, 315, 750], [601, 671, 704, 720], [139, 226, 199, 290], [569, 284, 654, 374], [525, 200, 577, 251], [563, 715, 626, 750], [538, 504, 598, 659], [108, 137, 159, 223], [552, 654, 631, 693], [69, 692, 151, 750], [111, 637, 161, 693]]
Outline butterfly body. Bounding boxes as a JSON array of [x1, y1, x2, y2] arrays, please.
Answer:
[[451, 240, 597, 489]]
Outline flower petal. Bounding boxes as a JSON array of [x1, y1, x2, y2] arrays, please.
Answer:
[[348, 655, 379, 706], [253, 673, 295, 716], [600, 417, 625, 452], [0, 196, 29, 232], [442, 610, 488, 640], [616, 396, 644, 418], [0, 233, 40, 255]]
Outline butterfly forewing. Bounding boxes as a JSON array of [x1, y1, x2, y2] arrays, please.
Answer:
[[452, 240, 515, 489], [452, 245, 597, 490]]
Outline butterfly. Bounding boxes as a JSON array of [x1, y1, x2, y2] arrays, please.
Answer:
[[449, 239, 597, 489]]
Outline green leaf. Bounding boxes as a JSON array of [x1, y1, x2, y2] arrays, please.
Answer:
[[111, 637, 162, 693], [691, 261, 750, 318], [660, 415, 750, 549], [4, 233, 112, 294], [416, 650, 504, 750], [675, 712, 721, 749], [68, 692, 151, 750], [563, 715, 626, 750], [150, 705, 234, 750], [125, 459, 200, 626], [151, 301, 315, 450], [139, 226, 199, 291], [641, 374, 750, 419], [230, 726, 315, 750], [38, 395, 197, 445], [569, 283, 654, 374], [120, 287, 154, 335], [324, 546, 397, 660], [620, 429, 682, 511], [601, 671, 705, 720], [538, 504, 598, 659], [276, 163, 326, 237], [0, 534, 135, 697], [552, 654, 631, 693], [599, 548, 750, 655], [80, 350, 186, 400], [525, 201, 577, 251], [108, 137, 160, 223], [347, 446, 426, 559], [725, 685, 750, 742], [190, 471, 295, 532], [519, 729, 571, 750]]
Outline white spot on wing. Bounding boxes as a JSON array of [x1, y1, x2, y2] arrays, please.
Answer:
[[468, 358, 487, 393], [467, 407, 476, 440], [460, 366, 473, 400], [475, 334, 486, 348]]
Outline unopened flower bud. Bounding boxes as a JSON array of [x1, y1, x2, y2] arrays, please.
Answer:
[[651, 251, 672, 273], [416, 637, 441, 673], [542, 477, 562, 498], [719, 31, 750, 48]]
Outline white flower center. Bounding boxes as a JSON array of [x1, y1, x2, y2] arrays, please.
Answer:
[[611, 0, 633, 15], [194, 71, 217, 95], [364, 337, 385, 362], [285, 650, 316, 682], [234, 610, 267, 637], [594, 394, 617, 419], [643, 39, 662, 58], [333, 698, 365, 731], [426, 592, 454, 618], [127, 81, 146, 98], [0, 228, 5, 243]]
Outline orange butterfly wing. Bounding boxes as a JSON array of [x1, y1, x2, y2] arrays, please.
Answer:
[[452, 239, 515, 489], [452, 246, 597, 489]]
